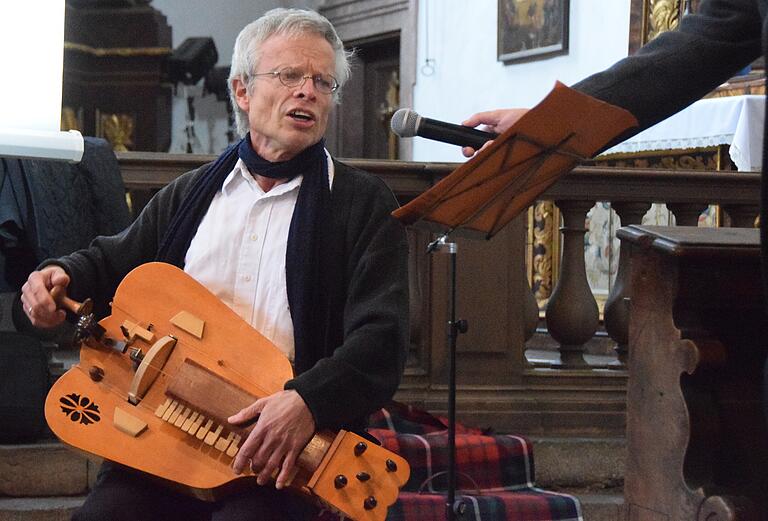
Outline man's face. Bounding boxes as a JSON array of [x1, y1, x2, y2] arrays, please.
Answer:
[[233, 33, 336, 162]]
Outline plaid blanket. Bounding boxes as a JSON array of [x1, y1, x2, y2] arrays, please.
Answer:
[[386, 491, 583, 521], [318, 403, 583, 521]]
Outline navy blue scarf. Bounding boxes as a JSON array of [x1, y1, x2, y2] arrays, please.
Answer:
[[156, 135, 330, 372]]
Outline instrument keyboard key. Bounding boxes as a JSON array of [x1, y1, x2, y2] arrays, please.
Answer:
[[188, 414, 205, 436], [214, 431, 236, 452], [167, 402, 185, 424], [174, 407, 192, 428], [204, 424, 224, 446], [181, 411, 199, 432], [162, 400, 180, 422], [155, 397, 173, 418], [226, 434, 242, 458], [196, 419, 214, 440]]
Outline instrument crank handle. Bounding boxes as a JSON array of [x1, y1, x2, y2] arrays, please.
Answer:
[[50, 285, 93, 317], [50, 285, 109, 346]]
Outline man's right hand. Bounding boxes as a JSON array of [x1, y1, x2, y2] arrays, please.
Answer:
[[20, 266, 70, 328]]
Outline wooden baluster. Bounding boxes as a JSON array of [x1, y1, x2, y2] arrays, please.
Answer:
[[666, 202, 708, 227], [603, 202, 652, 369], [545, 200, 598, 369], [722, 204, 760, 228]]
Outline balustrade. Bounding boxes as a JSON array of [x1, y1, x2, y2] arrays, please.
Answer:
[[117, 152, 761, 435]]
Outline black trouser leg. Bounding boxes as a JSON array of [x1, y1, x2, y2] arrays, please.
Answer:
[[72, 462, 212, 521]]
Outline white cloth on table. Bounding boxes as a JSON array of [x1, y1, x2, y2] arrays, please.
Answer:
[[605, 94, 764, 172]]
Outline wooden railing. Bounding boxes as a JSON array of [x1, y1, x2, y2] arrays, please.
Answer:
[[117, 151, 761, 436]]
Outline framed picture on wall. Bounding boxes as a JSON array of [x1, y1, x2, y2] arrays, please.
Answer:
[[498, 0, 569, 64]]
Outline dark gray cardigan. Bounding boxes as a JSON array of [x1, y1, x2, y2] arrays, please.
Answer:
[[49, 159, 409, 431]]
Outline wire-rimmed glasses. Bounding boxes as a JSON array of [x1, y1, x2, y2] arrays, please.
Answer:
[[250, 67, 339, 94]]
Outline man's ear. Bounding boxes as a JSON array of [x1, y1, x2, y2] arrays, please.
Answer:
[[232, 77, 250, 112]]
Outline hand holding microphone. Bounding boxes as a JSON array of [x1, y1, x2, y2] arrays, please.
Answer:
[[390, 108, 498, 149], [390, 108, 529, 157]]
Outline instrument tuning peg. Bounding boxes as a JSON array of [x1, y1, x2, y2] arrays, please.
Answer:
[[334, 475, 348, 489], [364, 496, 377, 510], [356, 472, 370, 482], [386, 459, 398, 472], [354, 441, 367, 456]]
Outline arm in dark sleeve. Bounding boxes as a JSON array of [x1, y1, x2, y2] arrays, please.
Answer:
[[573, 0, 762, 133], [285, 178, 409, 429], [38, 169, 201, 317]]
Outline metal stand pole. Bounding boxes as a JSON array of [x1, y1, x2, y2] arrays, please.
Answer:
[[427, 233, 468, 521]]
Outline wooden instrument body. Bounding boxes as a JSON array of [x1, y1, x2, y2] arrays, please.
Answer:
[[45, 263, 409, 520]]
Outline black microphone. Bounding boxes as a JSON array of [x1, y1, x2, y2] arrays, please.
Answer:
[[390, 108, 498, 149]]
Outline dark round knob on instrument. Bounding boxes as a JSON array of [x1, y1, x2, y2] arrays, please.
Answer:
[[356, 472, 370, 482], [354, 441, 367, 456], [334, 475, 348, 489], [89, 366, 104, 382], [364, 496, 377, 510], [386, 459, 398, 472]]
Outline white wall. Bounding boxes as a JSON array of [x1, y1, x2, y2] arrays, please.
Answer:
[[151, 0, 317, 153], [150, 0, 631, 157], [412, 0, 631, 161]]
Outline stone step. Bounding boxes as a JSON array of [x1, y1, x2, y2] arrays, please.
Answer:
[[0, 497, 84, 521], [0, 443, 97, 497], [531, 436, 625, 490], [573, 492, 626, 521]]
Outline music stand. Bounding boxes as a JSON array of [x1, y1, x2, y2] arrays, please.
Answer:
[[392, 82, 638, 520]]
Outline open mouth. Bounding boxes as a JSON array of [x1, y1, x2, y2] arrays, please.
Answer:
[[288, 110, 314, 122]]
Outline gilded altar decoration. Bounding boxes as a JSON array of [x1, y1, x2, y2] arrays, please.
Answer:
[[378, 70, 401, 160], [529, 200, 558, 308], [64, 41, 171, 58], [97, 111, 135, 152], [61, 106, 83, 132], [648, 0, 682, 40], [498, 0, 569, 64]]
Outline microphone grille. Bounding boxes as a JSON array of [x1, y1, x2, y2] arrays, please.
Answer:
[[390, 108, 420, 137]]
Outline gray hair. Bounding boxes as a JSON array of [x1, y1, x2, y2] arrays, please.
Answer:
[[228, 8, 352, 137]]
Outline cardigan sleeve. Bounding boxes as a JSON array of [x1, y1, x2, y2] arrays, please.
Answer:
[[573, 0, 762, 135], [284, 171, 409, 430], [39, 168, 202, 318]]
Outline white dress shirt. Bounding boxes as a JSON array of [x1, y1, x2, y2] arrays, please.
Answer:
[[184, 158, 302, 360]]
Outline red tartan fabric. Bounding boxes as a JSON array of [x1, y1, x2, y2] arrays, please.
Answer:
[[369, 429, 534, 492], [314, 404, 583, 521], [384, 491, 583, 521]]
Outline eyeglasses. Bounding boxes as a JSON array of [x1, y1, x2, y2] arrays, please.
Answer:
[[250, 67, 339, 94]]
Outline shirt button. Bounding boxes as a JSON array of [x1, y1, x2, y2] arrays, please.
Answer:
[[244, 275, 252, 282], [250, 234, 258, 241]]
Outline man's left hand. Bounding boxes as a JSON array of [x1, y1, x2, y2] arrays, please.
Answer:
[[228, 389, 315, 489]]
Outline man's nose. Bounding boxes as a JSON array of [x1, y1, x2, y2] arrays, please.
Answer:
[[294, 76, 317, 99]]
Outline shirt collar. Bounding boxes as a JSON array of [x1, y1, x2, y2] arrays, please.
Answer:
[[222, 158, 301, 197], [222, 152, 334, 197]]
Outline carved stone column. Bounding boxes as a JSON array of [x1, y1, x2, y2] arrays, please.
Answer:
[[545, 200, 598, 369], [603, 202, 652, 369]]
